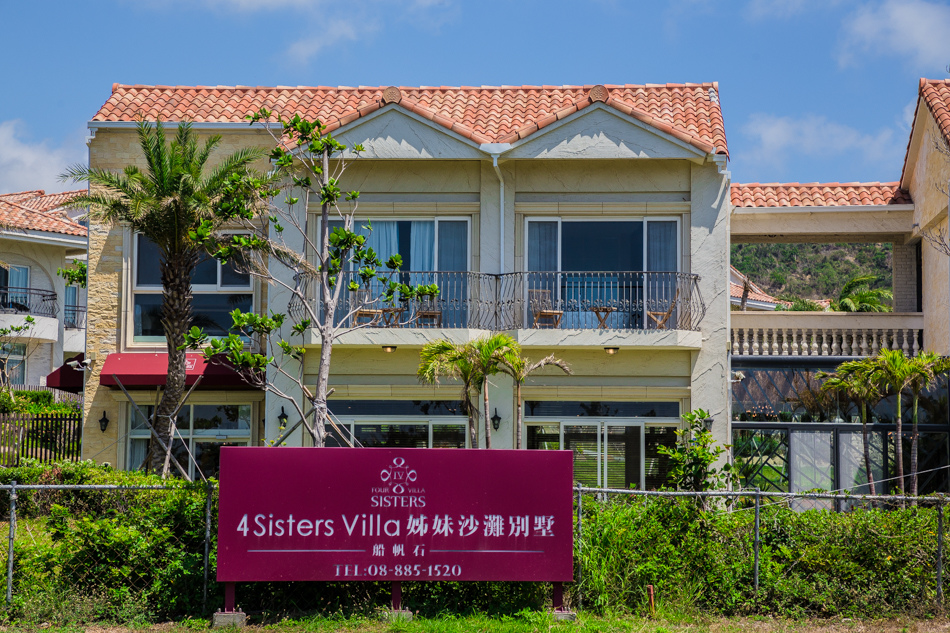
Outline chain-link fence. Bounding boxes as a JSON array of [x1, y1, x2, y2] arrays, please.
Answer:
[[0, 481, 216, 620], [574, 485, 948, 616]]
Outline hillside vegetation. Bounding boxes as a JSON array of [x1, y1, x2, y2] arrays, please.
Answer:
[[731, 243, 892, 301]]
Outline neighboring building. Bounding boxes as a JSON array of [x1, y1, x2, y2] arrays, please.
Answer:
[[729, 266, 789, 311], [76, 79, 950, 495], [0, 190, 87, 386]]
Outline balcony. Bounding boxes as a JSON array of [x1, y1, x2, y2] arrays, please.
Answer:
[[0, 287, 59, 343], [294, 271, 706, 346], [64, 305, 86, 330], [731, 311, 924, 357]]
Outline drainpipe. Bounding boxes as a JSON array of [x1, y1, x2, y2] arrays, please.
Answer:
[[492, 155, 505, 274]]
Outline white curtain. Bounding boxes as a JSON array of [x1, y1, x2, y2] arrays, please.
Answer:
[[646, 222, 677, 272], [366, 221, 398, 264], [528, 222, 558, 271]]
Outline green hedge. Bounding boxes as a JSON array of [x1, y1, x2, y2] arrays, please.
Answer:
[[0, 462, 942, 624], [575, 495, 941, 617]]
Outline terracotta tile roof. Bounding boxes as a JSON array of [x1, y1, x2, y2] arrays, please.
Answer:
[[729, 281, 789, 306], [901, 78, 950, 186], [93, 83, 729, 156], [0, 190, 87, 237], [731, 182, 912, 207]]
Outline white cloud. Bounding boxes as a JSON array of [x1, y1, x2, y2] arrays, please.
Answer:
[[740, 113, 902, 172], [839, 0, 950, 69], [286, 19, 364, 64], [0, 120, 86, 195]]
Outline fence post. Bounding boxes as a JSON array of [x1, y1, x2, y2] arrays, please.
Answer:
[[753, 487, 761, 595], [576, 482, 583, 611], [6, 480, 15, 604], [203, 480, 213, 615], [939, 499, 944, 605]]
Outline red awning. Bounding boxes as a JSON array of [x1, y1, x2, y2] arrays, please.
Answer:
[[45, 354, 85, 393], [99, 353, 251, 389]]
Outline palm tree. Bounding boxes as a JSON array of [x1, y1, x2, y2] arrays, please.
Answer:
[[468, 334, 520, 449], [820, 358, 881, 496], [418, 340, 481, 448], [906, 352, 950, 496], [831, 274, 893, 312], [63, 119, 265, 474], [868, 349, 916, 495], [501, 352, 571, 449]]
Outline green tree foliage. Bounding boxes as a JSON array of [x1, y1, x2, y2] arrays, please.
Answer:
[[417, 334, 521, 448], [184, 110, 434, 447], [657, 408, 737, 497], [56, 259, 87, 289], [775, 297, 824, 311], [831, 273, 893, 312], [62, 119, 265, 475], [499, 351, 571, 449], [731, 243, 892, 300]]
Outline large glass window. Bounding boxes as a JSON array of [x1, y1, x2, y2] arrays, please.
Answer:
[[128, 403, 252, 478], [0, 343, 26, 385], [327, 399, 467, 448], [526, 219, 679, 329], [133, 235, 253, 342], [525, 401, 680, 489]]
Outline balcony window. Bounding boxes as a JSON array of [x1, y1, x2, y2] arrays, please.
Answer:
[[0, 343, 26, 385], [526, 219, 680, 329], [128, 403, 252, 478], [133, 235, 253, 342]]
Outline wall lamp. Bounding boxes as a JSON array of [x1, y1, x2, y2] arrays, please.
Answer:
[[382, 346, 397, 353], [98, 412, 110, 433], [277, 406, 289, 428], [604, 347, 619, 355], [703, 417, 714, 430], [491, 408, 502, 431]]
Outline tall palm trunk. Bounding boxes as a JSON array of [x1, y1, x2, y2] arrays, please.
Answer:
[[911, 395, 920, 497], [860, 401, 876, 497], [467, 397, 477, 449], [516, 381, 523, 449], [148, 251, 197, 474], [895, 392, 905, 495], [482, 377, 492, 448]]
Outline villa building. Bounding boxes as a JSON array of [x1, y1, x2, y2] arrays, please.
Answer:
[[0, 190, 86, 388], [77, 79, 950, 494]]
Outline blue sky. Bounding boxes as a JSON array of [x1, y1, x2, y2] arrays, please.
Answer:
[[2, 0, 949, 194]]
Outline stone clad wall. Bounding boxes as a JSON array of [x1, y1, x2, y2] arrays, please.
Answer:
[[81, 126, 274, 464]]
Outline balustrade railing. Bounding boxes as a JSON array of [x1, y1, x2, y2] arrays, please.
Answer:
[[0, 287, 57, 318], [64, 305, 86, 330], [730, 312, 924, 357], [292, 270, 706, 332]]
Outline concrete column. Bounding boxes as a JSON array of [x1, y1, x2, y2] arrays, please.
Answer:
[[484, 373, 515, 449], [689, 162, 731, 454], [892, 242, 918, 313]]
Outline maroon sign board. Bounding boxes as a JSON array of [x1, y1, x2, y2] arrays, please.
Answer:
[[217, 447, 574, 583]]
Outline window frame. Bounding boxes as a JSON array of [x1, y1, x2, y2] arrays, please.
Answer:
[[524, 415, 681, 489], [130, 232, 255, 344], [523, 216, 682, 273], [331, 414, 470, 448], [319, 216, 473, 272], [126, 402, 254, 479]]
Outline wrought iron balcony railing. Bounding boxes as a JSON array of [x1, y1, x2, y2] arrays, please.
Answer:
[[292, 271, 706, 332], [64, 305, 86, 330], [0, 287, 57, 318]]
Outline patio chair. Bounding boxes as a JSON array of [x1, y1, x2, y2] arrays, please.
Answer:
[[415, 298, 442, 328], [647, 288, 679, 330], [353, 289, 383, 325], [529, 289, 562, 329]]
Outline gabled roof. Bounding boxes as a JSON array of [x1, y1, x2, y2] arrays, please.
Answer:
[[729, 266, 789, 308], [92, 83, 729, 156], [731, 182, 912, 208], [901, 78, 950, 186], [0, 190, 87, 237]]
